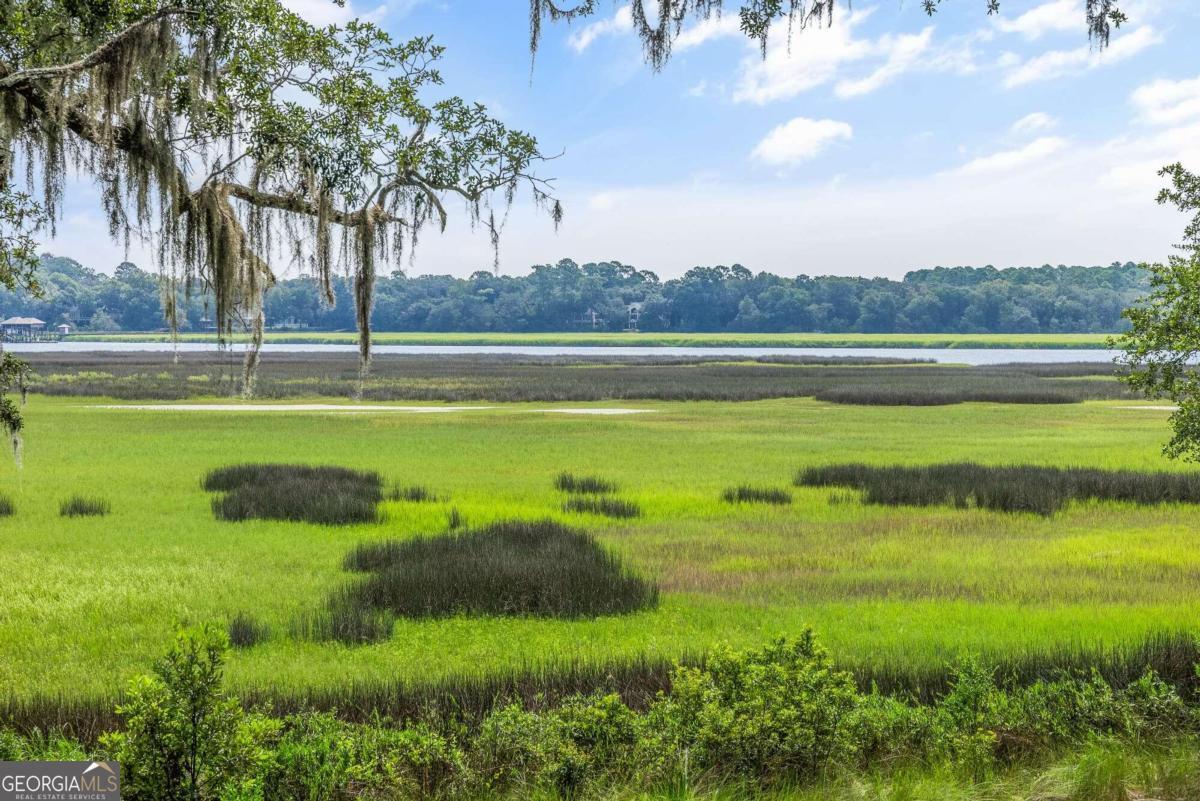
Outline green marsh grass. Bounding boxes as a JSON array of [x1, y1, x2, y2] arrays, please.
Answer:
[[6, 394, 1200, 707], [58, 495, 110, 517], [204, 463, 383, 524], [0, 495, 12, 516], [24, 352, 1134, 404]]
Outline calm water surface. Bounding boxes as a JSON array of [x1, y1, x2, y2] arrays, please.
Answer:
[[7, 341, 1120, 365]]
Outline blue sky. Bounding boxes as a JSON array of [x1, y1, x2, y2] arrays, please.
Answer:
[[48, 0, 1200, 279]]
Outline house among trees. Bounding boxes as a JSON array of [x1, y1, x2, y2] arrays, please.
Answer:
[[56, 322, 72, 336], [0, 316, 47, 340], [626, 303, 644, 332]]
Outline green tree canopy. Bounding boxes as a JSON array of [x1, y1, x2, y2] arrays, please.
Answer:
[[1116, 164, 1200, 460], [0, 0, 560, 386]]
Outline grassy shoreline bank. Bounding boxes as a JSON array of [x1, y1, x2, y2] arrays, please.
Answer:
[[66, 331, 1118, 349]]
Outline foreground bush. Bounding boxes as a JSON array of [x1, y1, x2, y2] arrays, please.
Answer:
[[203, 463, 383, 525], [796, 462, 1200, 516], [100, 626, 275, 801], [9, 627, 1200, 800], [303, 520, 659, 643]]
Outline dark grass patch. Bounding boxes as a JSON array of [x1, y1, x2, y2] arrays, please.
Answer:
[[447, 507, 464, 530], [306, 520, 658, 643], [387, 485, 438, 503], [562, 496, 642, 519], [203, 463, 383, 525], [59, 496, 110, 517], [814, 387, 1078, 406], [0, 495, 13, 516], [227, 613, 270, 649], [721, 485, 792, 505], [554, 472, 617, 494], [796, 462, 1200, 516]]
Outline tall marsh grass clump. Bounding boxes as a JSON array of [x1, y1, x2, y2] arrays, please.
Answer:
[[721, 485, 792, 505], [387, 485, 438, 503], [554, 473, 617, 494], [307, 520, 658, 643], [59, 495, 110, 517], [0, 495, 13, 516], [227, 612, 270, 649], [813, 387, 1077, 406], [562, 496, 642, 519], [203, 464, 383, 525], [797, 463, 1200, 516]]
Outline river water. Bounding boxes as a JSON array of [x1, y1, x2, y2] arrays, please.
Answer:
[[5, 341, 1120, 366]]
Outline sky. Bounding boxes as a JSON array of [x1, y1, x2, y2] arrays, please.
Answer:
[[44, 0, 1200, 280]]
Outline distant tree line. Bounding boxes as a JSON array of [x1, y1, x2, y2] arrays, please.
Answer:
[[3, 255, 1147, 334]]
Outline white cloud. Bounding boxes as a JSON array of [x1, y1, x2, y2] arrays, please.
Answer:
[[993, 0, 1080, 39], [674, 13, 743, 51], [1132, 74, 1200, 126], [568, 5, 633, 52], [46, 119, 1200, 281], [733, 10, 875, 104], [734, 11, 969, 104], [954, 136, 1069, 174], [281, 0, 389, 26], [751, 117, 853, 166], [686, 80, 709, 97], [835, 28, 934, 98], [1003, 25, 1162, 88], [1011, 112, 1058, 135]]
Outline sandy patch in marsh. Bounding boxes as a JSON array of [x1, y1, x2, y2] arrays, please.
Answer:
[[92, 404, 656, 415]]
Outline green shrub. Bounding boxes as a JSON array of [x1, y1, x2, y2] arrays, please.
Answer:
[[472, 704, 562, 793], [101, 625, 277, 801], [262, 713, 464, 801], [470, 693, 639, 797], [641, 632, 860, 782]]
